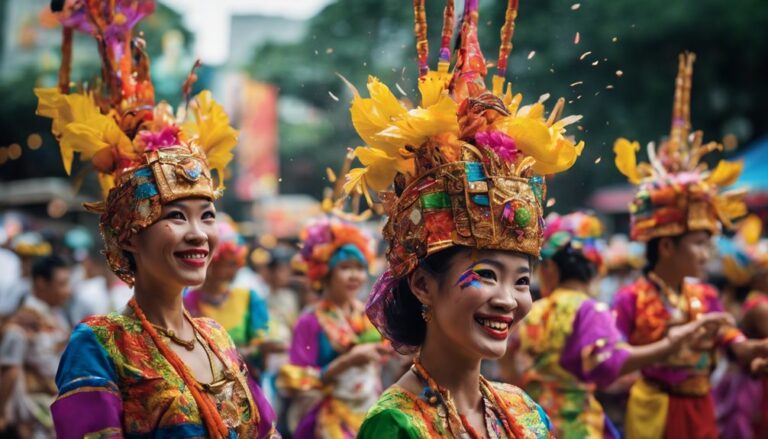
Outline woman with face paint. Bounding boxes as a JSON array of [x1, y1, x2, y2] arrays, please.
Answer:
[[35, 2, 278, 438], [350, 1, 586, 436], [278, 218, 386, 438], [514, 212, 730, 439]]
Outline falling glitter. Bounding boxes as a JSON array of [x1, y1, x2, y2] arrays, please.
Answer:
[[579, 51, 592, 60], [606, 84, 614, 89], [612, 36, 618, 43], [395, 83, 408, 96], [328, 91, 339, 101], [615, 70, 624, 77], [592, 60, 599, 66], [528, 50, 536, 60], [571, 3, 581, 10], [326, 48, 334, 54], [546, 198, 557, 208], [574, 32, 580, 44], [595, 157, 602, 164], [570, 81, 583, 87]]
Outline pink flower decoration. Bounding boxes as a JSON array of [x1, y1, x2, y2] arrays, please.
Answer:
[[475, 130, 520, 163], [139, 126, 181, 151]]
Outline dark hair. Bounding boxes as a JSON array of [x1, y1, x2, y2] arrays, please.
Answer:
[[644, 235, 682, 273], [383, 246, 467, 348], [31, 255, 70, 282], [551, 243, 597, 284]]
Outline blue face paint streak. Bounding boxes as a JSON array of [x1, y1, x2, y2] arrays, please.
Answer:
[[456, 265, 483, 290]]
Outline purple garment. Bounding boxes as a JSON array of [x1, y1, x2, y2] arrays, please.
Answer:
[[289, 312, 325, 368], [560, 299, 631, 388], [612, 279, 734, 388], [714, 369, 764, 439]]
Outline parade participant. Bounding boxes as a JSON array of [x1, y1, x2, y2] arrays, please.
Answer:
[[515, 211, 730, 438], [278, 217, 385, 438], [612, 52, 768, 439], [185, 218, 271, 374], [714, 214, 768, 439], [352, 0, 586, 436], [0, 232, 52, 317], [0, 255, 71, 438], [35, 2, 277, 437]]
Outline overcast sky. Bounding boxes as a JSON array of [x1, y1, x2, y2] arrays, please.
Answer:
[[160, 0, 333, 64]]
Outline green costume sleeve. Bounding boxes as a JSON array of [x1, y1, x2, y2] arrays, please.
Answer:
[[357, 408, 421, 439]]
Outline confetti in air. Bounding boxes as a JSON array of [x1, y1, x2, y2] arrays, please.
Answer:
[[570, 81, 584, 87], [579, 51, 592, 60], [595, 157, 602, 164], [612, 37, 618, 43], [574, 32, 580, 44], [547, 198, 557, 208], [395, 83, 408, 96], [528, 50, 536, 60], [328, 91, 339, 101], [615, 70, 624, 77], [571, 3, 581, 10]]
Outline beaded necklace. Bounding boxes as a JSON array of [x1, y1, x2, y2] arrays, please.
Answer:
[[411, 357, 525, 438]]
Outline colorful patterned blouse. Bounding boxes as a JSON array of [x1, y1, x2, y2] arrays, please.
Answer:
[[184, 287, 269, 367], [51, 313, 278, 438], [357, 382, 553, 438], [278, 300, 382, 438], [518, 288, 628, 439], [612, 276, 745, 395]]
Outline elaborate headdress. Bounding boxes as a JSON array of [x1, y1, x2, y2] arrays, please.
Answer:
[[298, 219, 375, 291], [541, 211, 604, 269], [614, 52, 747, 242], [719, 214, 768, 287], [347, 0, 584, 346], [35, 1, 237, 285], [298, 152, 376, 290]]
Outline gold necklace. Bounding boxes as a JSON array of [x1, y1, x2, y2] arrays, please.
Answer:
[[152, 323, 196, 351], [195, 330, 235, 394]]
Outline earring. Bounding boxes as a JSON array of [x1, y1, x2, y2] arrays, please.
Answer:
[[421, 304, 432, 323]]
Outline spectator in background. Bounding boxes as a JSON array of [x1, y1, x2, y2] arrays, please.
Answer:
[[0, 232, 52, 317], [0, 255, 72, 438]]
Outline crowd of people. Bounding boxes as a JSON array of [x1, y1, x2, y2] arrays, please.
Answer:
[[1, 0, 767, 438]]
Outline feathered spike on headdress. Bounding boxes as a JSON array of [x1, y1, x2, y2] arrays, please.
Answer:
[[413, 0, 429, 78], [439, 0, 455, 66], [493, 0, 519, 95], [450, 0, 487, 99], [669, 52, 695, 154]]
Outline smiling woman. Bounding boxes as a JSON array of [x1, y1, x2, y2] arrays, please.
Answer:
[[351, 0, 586, 437], [35, 1, 278, 438], [277, 218, 386, 438]]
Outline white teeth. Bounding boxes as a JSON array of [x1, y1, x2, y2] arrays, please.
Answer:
[[179, 253, 205, 259], [476, 318, 509, 331]]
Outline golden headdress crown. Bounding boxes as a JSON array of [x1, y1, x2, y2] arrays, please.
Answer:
[[614, 52, 747, 242], [344, 0, 584, 279]]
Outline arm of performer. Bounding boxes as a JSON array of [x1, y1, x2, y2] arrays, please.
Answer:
[[562, 298, 731, 387], [51, 324, 125, 439], [0, 325, 25, 432]]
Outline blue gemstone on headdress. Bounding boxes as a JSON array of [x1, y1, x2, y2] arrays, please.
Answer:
[[471, 194, 490, 206], [184, 162, 202, 180], [135, 182, 159, 200], [465, 162, 487, 182]]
